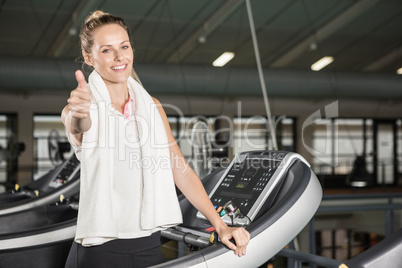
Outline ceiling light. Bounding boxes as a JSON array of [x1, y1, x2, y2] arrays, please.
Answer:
[[198, 35, 206, 44], [68, 28, 77, 36], [213, 52, 235, 67], [397, 67, 402, 75], [311, 56, 334, 71], [309, 42, 317, 51]]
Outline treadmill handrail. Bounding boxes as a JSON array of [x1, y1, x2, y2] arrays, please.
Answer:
[[0, 174, 80, 216], [0, 218, 77, 250]]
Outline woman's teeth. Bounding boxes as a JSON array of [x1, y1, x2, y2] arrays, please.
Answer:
[[112, 65, 126, 70]]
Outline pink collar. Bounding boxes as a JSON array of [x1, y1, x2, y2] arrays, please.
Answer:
[[123, 98, 134, 119]]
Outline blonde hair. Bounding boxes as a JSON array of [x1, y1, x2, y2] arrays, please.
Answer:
[[80, 10, 142, 85]]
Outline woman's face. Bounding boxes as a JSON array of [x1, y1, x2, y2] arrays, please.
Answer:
[[85, 24, 133, 87]]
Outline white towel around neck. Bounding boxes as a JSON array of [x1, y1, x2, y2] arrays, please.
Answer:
[[74, 70, 182, 245]]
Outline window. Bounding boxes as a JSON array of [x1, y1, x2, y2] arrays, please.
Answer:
[[168, 116, 218, 160], [310, 118, 402, 187], [33, 115, 73, 180], [233, 116, 296, 156], [336, 119, 373, 175], [0, 114, 19, 192]]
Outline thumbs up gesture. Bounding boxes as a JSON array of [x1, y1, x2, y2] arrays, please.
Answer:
[[67, 70, 92, 119]]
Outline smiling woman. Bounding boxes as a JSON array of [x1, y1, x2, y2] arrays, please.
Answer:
[[82, 23, 134, 107], [61, 10, 250, 268], [80, 11, 142, 87]]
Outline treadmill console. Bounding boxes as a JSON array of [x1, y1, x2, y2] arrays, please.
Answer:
[[196, 151, 309, 224], [48, 155, 80, 188]]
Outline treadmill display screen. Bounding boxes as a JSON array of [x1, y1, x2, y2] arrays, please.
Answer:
[[209, 156, 282, 217], [49, 156, 80, 188]]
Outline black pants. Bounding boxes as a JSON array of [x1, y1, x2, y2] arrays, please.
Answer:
[[65, 232, 165, 268]]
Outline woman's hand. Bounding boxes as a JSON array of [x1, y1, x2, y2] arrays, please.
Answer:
[[216, 225, 250, 257], [67, 70, 92, 120], [61, 70, 92, 139]]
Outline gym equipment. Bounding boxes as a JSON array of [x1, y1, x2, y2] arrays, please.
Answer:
[[0, 154, 80, 215], [159, 150, 322, 267], [344, 227, 402, 268], [0, 194, 78, 268], [0, 153, 80, 268], [2, 150, 400, 268], [0, 150, 321, 268]]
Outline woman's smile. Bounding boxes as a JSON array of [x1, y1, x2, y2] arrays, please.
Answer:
[[111, 64, 127, 71]]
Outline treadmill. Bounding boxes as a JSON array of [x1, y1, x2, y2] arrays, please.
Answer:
[[0, 154, 80, 215], [0, 194, 78, 268], [1, 150, 399, 268], [158, 150, 322, 267], [0, 150, 322, 268]]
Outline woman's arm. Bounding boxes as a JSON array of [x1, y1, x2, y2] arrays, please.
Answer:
[[153, 97, 250, 257]]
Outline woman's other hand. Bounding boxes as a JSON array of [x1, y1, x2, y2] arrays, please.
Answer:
[[216, 225, 250, 257]]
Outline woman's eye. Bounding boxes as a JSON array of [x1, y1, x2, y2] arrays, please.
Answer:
[[122, 46, 129, 49], [102, 49, 110, 53]]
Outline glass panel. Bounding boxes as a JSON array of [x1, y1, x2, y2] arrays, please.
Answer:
[[311, 119, 333, 175], [311, 118, 375, 178], [279, 118, 295, 152], [335, 119, 364, 175], [233, 116, 295, 155], [233, 117, 268, 155], [33, 115, 73, 180], [171, 116, 295, 170], [365, 119, 374, 174], [376, 123, 394, 185], [176, 116, 216, 160], [178, 117, 194, 159]]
